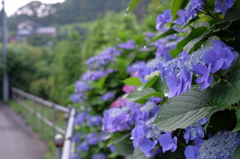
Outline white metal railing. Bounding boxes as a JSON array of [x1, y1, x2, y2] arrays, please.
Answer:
[[11, 87, 76, 159], [61, 108, 76, 159]]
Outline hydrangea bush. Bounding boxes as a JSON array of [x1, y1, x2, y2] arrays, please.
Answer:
[[71, 0, 240, 158]]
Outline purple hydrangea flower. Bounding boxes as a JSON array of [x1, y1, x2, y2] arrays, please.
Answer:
[[118, 40, 135, 50], [156, 9, 172, 31], [131, 121, 149, 148], [85, 133, 99, 145], [174, 0, 204, 27], [184, 138, 204, 159], [87, 115, 102, 126], [166, 74, 182, 98], [203, 40, 237, 73], [180, 66, 193, 94], [215, 0, 235, 14], [101, 107, 131, 133], [149, 97, 162, 104], [127, 102, 142, 125], [127, 61, 146, 74], [184, 118, 208, 143], [74, 80, 92, 93], [72, 132, 82, 143], [198, 131, 240, 159], [77, 142, 89, 151], [86, 47, 121, 69], [74, 111, 88, 125], [193, 64, 213, 90], [155, 45, 173, 61], [109, 145, 115, 152], [185, 145, 200, 159], [70, 153, 81, 159], [81, 70, 108, 81], [70, 93, 83, 103], [158, 132, 178, 153], [139, 137, 158, 157], [92, 153, 106, 159], [145, 32, 155, 41], [101, 91, 115, 101]]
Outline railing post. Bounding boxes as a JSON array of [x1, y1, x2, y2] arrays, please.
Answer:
[[40, 100, 44, 139], [32, 100, 37, 131], [52, 103, 56, 140], [55, 134, 64, 159], [61, 108, 76, 159]]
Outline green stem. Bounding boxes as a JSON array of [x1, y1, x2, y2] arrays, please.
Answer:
[[201, 10, 222, 22], [223, 106, 237, 109], [178, 139, 187, 148]]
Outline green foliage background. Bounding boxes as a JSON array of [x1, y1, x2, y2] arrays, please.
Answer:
[[0, 0, 172, 107]]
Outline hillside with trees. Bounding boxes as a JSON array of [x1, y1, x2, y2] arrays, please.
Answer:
[[7, 0, 150, 31]]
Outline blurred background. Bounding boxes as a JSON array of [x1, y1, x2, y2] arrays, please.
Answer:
[[0, 0, 169, 106]]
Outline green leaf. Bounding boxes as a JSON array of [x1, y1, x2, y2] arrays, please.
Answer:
[[126, 87, 164, 104], [232, 145, 240, 159], [97, 76, 107, 88], [137, 76, 158, 91], [232, 106, 240, 132], [153, 88, 221, 132], [151, 29, 177, 43], [122, 77, 142, 86], [176, 27, 207, 52], [171, 0, 189, 20], [225, 6, 240, 21], [89, 76, 107, 89], [112, 134, 134, 156], [152, 77, 168, 93], [152, 0, 160, 5], [210, 67, 240, 106], [133, 148, 148, 159], [204, 0, 215, 10], [126, 0, 141, 14], [182, 27, 211, 52]]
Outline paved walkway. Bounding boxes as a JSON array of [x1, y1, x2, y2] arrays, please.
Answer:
[[0, 103, 48, 159]]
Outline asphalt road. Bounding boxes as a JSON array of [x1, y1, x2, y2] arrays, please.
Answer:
[[0, 103, 48, 159]]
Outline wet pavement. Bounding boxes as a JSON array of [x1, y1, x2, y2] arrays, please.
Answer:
[[0, 103, 48, 159]]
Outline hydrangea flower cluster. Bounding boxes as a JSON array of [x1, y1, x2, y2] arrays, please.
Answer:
[[101, 91, 115, 101], [156, 9, 172, 31], [152, 35, 182, 61], [125, 98, 179, 158], [127, 61, 155, 83], [184, 118, 208, 143], [215, 0, 235, 14], [174, 0, 204, 27], [131, 121, 178, 157], [86, 47, 121, 69], [184, 138, 204, 159], [118, 39, 135, 50], [136, 38, 238, 98], [198, 131, 240, 159], [72, 111, 110, 159], [92, 153, 106, 159], [71, 46, 122, 103], [102, 97, 161, 133], [74, 111, 102, 127]]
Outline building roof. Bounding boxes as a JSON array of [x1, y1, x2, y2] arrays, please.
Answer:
[[35, 27, 57, 35]]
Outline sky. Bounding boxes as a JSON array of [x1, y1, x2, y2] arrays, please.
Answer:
[[1, 0, 65, 16]]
